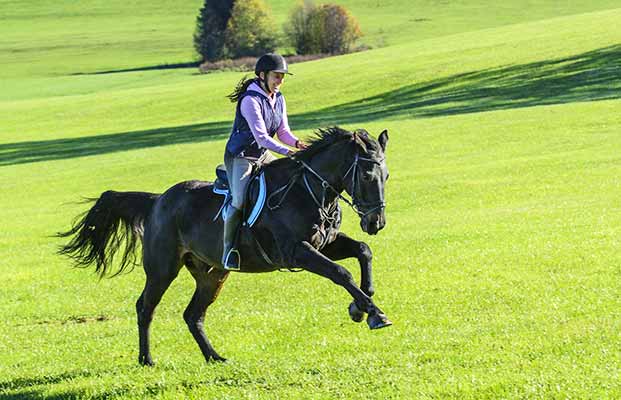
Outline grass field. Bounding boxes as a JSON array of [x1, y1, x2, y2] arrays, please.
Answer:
[[1, 1, 621, 398]]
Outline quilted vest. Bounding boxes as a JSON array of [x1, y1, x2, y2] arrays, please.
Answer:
[[225, 90, 284, 158]]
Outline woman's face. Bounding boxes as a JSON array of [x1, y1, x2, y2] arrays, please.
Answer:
[[261, 71, 285, 94]]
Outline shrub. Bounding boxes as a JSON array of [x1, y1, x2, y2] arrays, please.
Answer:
[[284, 0, 318, 55], [285, 1, 362, 55], [224, 0, 278, 58], [315, 4, 362, 54], [193, 0, 234, 62]]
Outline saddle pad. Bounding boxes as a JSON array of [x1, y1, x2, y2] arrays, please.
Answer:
[[213, 172, 266, 228]]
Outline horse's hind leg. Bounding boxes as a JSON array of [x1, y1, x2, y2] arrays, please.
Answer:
[[136, 257, 182, 366], [184, 257, 230, 362], [321, 233, 374, 323]]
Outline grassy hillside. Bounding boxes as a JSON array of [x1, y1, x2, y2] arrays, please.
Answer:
[[1, 1, 621, 398]]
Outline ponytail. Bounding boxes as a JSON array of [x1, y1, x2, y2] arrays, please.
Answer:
[[227, 76, 257, 103]]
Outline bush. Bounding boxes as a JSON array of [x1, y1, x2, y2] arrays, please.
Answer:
[[224, 0, 278, 58], [193, 0, 234, 62], [199, 53, 332, 74], [284, 0, 317, 55], [285, 1, 362, 55]]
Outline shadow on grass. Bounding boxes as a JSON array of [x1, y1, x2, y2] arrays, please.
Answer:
[[1, 45, 619, 167], [0, 121, 230, 167], [71, 61, 201, 76], [290, 44, 621, 126], [0, 369, 115, 399], [0, 371, 258, 399], [0, 367, 176, 399], [0, 371, 94, 392], [0, 387, 142, 400]]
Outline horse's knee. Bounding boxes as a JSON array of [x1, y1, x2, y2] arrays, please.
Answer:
[[358, 242, 372, 262]]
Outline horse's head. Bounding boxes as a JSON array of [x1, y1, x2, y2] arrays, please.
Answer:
[[344, 129, 389, 235]]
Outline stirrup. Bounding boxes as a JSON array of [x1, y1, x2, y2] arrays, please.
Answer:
[[224, 248, 241, 270]]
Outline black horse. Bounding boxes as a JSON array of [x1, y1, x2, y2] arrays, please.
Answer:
[[58, 127, 391, 365]]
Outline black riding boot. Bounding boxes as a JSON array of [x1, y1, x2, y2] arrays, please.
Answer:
[[222, 206, 242, 270]]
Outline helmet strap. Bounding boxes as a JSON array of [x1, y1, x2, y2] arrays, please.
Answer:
[[259, 72, 272, 95]]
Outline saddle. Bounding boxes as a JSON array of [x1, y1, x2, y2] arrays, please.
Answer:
[[212, 164, 267, 228]]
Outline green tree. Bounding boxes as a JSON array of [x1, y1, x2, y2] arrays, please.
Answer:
[[315, 4, 362, 54], [224, 0, 278, 58], [285, 1, 362, 55], [284, 0, 318, 55], [193, 0, 234, 62]]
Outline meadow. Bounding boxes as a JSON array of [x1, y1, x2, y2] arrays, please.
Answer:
[[1, 0, 620, 398]]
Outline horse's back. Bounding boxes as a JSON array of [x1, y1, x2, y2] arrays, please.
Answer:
[[142, 180, 225, 264]]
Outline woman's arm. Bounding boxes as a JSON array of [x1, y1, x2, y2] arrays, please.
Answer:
[[275, 97, 298, 147], [240, 96, 291, 155]]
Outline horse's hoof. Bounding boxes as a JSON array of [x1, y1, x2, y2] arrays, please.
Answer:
[[210, 355, 227, 363], [348, 301, 365, 323], [367, 312, 393, 330], [139, 355, 155, 367]]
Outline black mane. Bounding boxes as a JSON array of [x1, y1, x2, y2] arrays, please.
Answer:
[[268, 126, 378, 170], [295, 126, 379, 161]]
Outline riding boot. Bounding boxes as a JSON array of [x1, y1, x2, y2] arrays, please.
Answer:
[[222, 206, 242, 270]]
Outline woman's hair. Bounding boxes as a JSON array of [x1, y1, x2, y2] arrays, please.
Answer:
[[227, 76, 258, 103]]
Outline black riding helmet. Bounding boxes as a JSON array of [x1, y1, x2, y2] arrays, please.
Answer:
[[254, 53, 292, 77]]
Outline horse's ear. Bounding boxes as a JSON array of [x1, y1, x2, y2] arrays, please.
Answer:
[[378, 130, 389, 151]]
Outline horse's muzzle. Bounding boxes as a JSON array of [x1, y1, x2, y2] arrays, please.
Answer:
[[361, 210, 386, 235]]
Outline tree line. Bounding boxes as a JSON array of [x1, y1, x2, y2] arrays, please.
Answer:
[[194, 0, 362, 63]]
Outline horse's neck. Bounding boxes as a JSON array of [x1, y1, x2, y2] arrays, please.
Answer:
[[303, 157, 347, 206]]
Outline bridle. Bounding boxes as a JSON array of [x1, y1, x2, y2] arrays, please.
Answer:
[[298, 150, 386, 218], [263, 144, 386, 270]]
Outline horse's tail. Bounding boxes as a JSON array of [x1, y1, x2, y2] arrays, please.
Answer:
[[57, 190, 159, 278]]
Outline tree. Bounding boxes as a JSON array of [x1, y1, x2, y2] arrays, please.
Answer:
[[224, 0, 278, 58], [315, 4, 362, 54], [285, 1, 362, 55], [283, 0, 318, 55], [193, 0, 234, 62]]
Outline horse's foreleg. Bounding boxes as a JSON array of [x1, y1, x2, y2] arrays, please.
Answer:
[[320, 233, 375, 323], [320, 232, 375, 297], [293, 241, 391, 329], [184, 263, 230, 362]]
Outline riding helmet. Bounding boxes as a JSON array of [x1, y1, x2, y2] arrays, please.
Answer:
[[254, 54, 292, 76]]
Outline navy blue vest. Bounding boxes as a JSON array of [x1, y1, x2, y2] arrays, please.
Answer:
[[225, 89, 285, 158]]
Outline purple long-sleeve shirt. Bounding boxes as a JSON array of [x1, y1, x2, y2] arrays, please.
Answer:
[[240, 82, 299, 155]]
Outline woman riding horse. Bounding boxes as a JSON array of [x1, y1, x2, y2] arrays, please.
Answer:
[[223, 54, 308, 270]]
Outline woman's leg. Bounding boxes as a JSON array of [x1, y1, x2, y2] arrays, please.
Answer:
[[222, 155, 254, 269]]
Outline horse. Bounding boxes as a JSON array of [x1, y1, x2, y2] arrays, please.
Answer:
[[58, 126, 391, 365]]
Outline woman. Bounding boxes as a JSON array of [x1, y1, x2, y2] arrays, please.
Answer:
[[222, 53, 307, 270]]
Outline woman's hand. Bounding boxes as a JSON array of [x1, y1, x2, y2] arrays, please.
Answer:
[[295, 140, 309, 150]]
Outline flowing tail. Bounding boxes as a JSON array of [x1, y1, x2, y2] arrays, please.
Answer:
[[57, 190, 159, 278]]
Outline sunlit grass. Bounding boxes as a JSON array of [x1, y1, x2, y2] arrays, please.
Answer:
[[1, 1, 621, 398]]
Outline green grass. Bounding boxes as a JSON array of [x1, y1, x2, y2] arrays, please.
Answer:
[[1, 1, 621, 398]]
